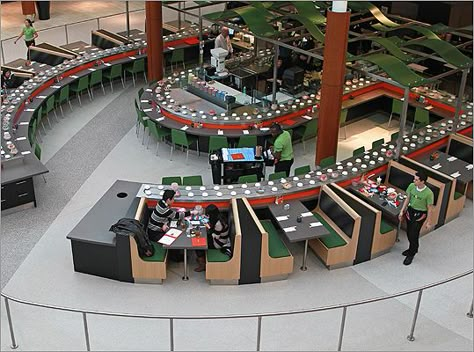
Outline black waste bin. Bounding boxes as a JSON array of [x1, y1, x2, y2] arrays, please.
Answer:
[[36, 1, 51, 20], [209, 154, 222, 185]]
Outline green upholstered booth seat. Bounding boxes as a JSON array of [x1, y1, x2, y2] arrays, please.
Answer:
[[261, 220, 291, 258], [454, 191, 464, 200], [141, 242, 167, 262], [380, 219, 395, 234], [207, 249, 231, 262], [313, 213, 346, 248]]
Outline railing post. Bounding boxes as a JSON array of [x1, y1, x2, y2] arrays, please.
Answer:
[[467, 300, 473, 318], [407, 290, 423, 341], [0, 40, 6, 65], [97, 18, 100, 30], [82, 312, 91, 351], [337, 306, 347, 351], [64, 25, 69, 44], [170, 318, 174, 351], [256, 316, 262, 351], [4, 298, 19, 349]]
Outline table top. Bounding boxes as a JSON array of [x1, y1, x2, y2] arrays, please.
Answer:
[[222, 147, 260, 162], [347, 184, 403, 218], [268, 200, 329, 242], [415, 151, 473, 185], [164, 225, 208, 250]]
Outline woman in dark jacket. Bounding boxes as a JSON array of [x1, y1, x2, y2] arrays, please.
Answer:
[[194, 204, 231, 272]]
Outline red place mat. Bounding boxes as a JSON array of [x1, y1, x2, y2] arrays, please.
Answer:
[[192, 237, 207, 247], [231, 153, 245, 160], [184, 38, 200, 45]]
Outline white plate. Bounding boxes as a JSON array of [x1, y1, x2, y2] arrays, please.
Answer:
[[144, 190, 151, 195], [230, 191, 237, 196], [425, 136, 431, 141], [255, 183, 261, 187], [271, 187, 278, 192], [227, 185, 234, 189], [158, 185, 164, 189], [200, 186, 206, 191], [355, 158, 361, 163], [185, 186, 192, 191], [309, 180, 316, 185], [268, 181, 274, 186], [293, 177, 299, 181], [214, 186, 220, 190], [202, 192, 208, 197], [378, 157, 384, 162], [242, 184, 248, 188], [244, 190, 251, 195], [143, 184, 150, 190], [297, 182, 303, 187], [216, 192, 223, 197], [188, 192, 194, 197], [346, 162, 353, 167], [280, 179, 287, 184], [369, 160, 375, 165], [305, 174, 311, 179], [361, 164, 367, 169], [327, 169, 333, 173]]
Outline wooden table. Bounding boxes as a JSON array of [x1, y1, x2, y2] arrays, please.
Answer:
[[164, 223, 207, 281], [268, 200, 329, 271]]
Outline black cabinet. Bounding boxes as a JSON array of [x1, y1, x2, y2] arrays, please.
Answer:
[[1, 177, 36, 211]]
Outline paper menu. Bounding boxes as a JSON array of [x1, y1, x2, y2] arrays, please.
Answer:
[[283, 226, 296, 233], [276, 215, 289, 221], [158, 236, 175, 246], [165, 228, 182, 238], [431, 164, 442, 170], [309, 222, 323, 227], [447, 156, 458, 162], [242, 130, 249, 135], [301, 212, 313, 217]]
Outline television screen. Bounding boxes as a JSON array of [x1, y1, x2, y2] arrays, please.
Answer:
[[319, 191, 354, 238], [228, 28, 235, 36], [448, 139, 473, 164]]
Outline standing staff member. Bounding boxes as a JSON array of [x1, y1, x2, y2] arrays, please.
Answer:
[[214, 26, 233, 56], [398, 170, 434, 266], [270, 123, 294, 177], [14, 19, 38, 61]]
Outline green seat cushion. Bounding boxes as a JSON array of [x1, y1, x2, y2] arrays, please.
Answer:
[[261, 220, 291, 258], [454, 191, 464, 200], [313, 213, 346, 248], [380, 219, 395, 235], [207, 249, 231, 262], [141, 242, 166, 262]]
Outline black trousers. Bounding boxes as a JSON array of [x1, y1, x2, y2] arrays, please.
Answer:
[[275, 159, 294, 177], [405, 207, 427, 256], [25, 40, 35, 60]]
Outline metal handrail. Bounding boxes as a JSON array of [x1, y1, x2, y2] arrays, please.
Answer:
[[2, 269, 472, 350]]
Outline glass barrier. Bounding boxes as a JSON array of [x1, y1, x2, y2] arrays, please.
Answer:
[[66, 19, 99, 45]]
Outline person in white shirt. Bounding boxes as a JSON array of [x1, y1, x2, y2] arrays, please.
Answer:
[[214, 26, 233, 56]]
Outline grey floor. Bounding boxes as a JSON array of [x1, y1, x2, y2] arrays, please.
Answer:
[[0, 75, 472, 351], [1, 2, 473, 350]]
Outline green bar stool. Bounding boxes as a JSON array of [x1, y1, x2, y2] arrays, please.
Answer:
[[55, 85, 73, 116], [237, 135, 257, 148], [34, 143, 47, 182], [147, 121, 171, 155], [183, 176, 203, 186], [103, 64, 124, 92], [89, 70, 105, 98], [413, 108, 430, 131], [293, 118, 318, 154], [170, 129, 199, 164], [388, 99, 403, 128], [70, 76, 91, 106], [208, 136, 229, 154], [169, 48, 185, 71], [162, 176, 182, 185], [353, 146, 365, 157], [372, 138, 384, 149], [125, 58, 147, 86], [340, 109, 348, 139], [294, 165, 311, 176], [135, 100, 149, 143], [238, 174, 258, 184], [268, 171, 287, 181], [319, 155, 335, 169], [137, 87, 144, 103]]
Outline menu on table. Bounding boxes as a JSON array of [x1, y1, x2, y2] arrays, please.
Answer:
[[158, 228, 183, 246]]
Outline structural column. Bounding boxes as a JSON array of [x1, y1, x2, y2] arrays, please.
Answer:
[[146, 1, 164, 82], [315, 2, 350, 165]]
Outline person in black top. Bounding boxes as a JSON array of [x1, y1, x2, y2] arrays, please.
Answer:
[[194, 204, 231, 272], [1, 70, 16, 90]]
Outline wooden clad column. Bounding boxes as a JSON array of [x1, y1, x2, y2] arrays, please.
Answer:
[[146, 1, 163, 82], [315, 7, 350, 165]]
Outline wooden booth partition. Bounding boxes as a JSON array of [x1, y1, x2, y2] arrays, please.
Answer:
[[29, 43, 77, 66], [309, 185, 362, 269], [129, 197, 168, 283], [242, 198, 294, 282], [329, 184, 397, 260], [385, 161, 446, 236], [206, 198, 242, 284], [399, 156, 466, 224]]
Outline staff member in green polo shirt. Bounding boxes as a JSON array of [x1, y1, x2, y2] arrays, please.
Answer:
[[14, 19, 38, 61], [270, 123, 294, 177], [398, 170, 434, 266]]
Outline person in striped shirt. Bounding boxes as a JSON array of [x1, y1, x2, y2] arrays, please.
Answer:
[[194, 204, 231, 272], [147, 189, 187, 241]]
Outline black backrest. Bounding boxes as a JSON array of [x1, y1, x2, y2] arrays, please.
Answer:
[[319, 189, 355, 238]]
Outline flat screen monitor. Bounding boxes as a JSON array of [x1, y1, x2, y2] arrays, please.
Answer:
[[228, 28, 235, 36], [319, 191, 354, 238]]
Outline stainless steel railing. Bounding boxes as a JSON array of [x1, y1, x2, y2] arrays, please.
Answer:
[[2, 269, 472, 351]]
